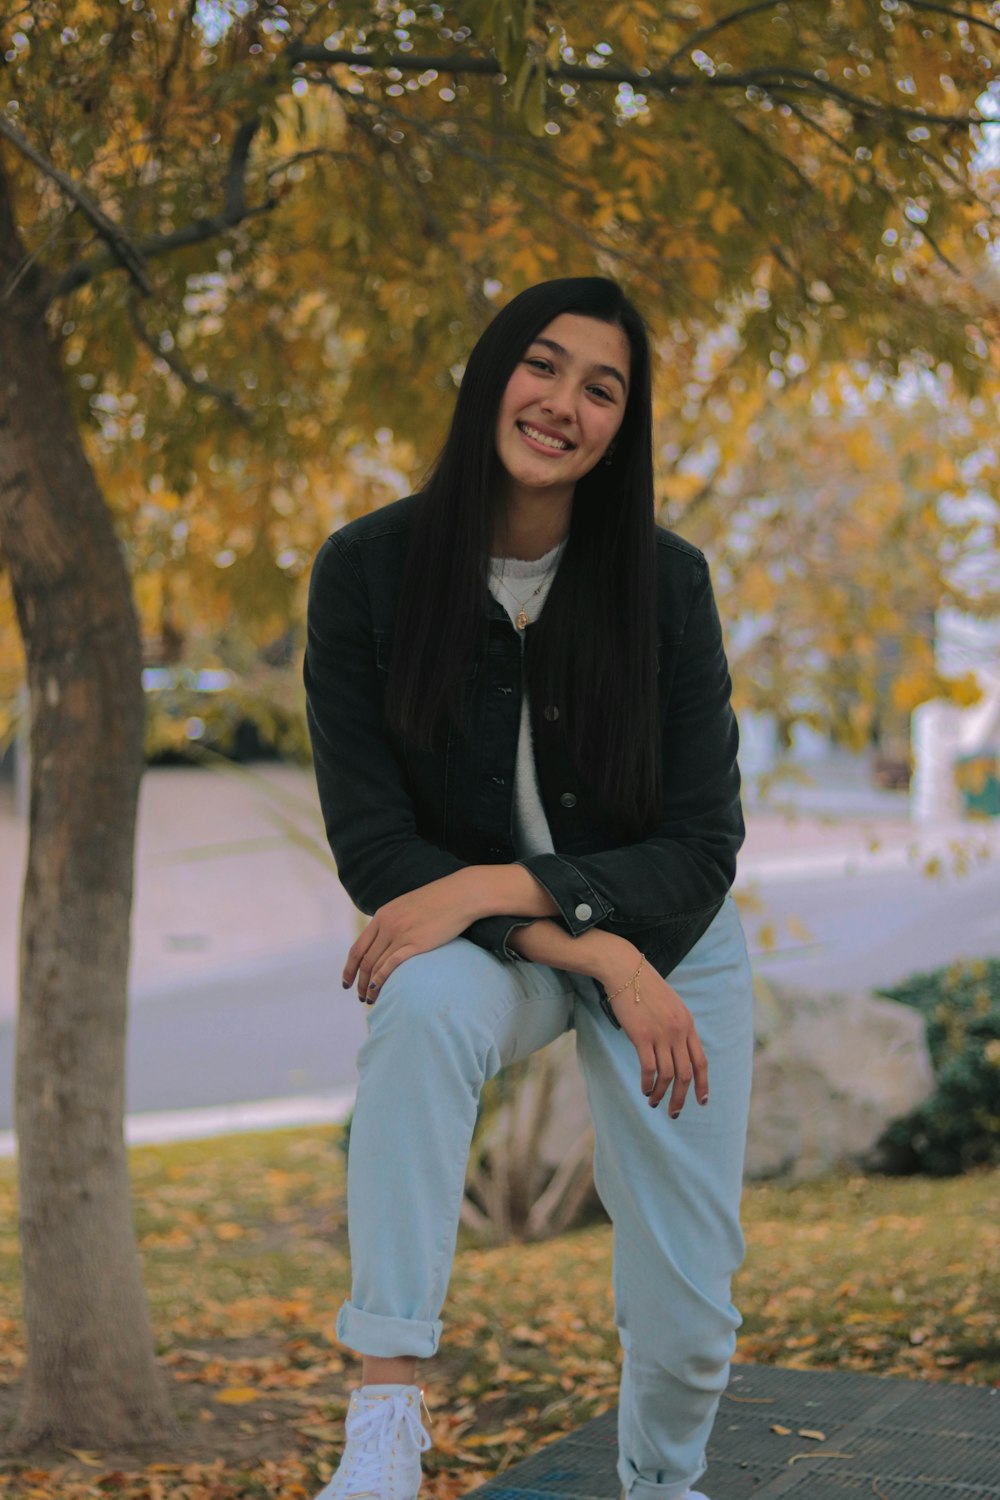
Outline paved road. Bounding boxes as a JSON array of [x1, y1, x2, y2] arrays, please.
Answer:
[[1, 762, 997, 1139], [744, 856, 999, 994], [0, 843, 996, 1133], [0, 940, 369, 1132]]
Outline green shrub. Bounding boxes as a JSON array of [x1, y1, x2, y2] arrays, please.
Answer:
[[875, 957, 1000, 1176]]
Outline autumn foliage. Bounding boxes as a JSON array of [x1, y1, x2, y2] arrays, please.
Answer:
[[1, 0, 999, 743]]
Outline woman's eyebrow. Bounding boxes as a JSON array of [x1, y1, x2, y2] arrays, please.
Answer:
[[530, 337, 628, 393]]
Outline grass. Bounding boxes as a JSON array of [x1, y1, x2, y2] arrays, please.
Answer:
[[0, 1127, 996, 1497]]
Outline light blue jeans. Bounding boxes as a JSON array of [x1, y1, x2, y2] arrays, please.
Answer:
[[336, 894, 754, 1500]]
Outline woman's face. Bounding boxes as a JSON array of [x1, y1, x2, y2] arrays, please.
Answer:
[[494, 312, 631, 498]]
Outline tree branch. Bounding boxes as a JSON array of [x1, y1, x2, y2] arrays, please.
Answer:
[[664, 0, 793, 69], [906, 0, 1000, 37], [127, 292, 254, 425], [159, 0, 198, 96], [49, 117, 273, 302], [286, 42, 986, 127], [0, 113, 153, 295]]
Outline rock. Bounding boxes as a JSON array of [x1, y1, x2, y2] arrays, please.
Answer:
[[745, 978, 936, 1181]]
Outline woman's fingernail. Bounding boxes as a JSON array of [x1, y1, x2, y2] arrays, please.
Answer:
[[671, 1110, 681, 1120], [700, 1094, 709, 1105], [342, 979, 350, 988]]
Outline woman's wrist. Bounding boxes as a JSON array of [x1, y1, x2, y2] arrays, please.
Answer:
[[507, 918, 640, 990]]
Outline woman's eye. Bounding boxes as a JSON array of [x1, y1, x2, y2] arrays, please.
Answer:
[[526, 358, 553, 372], [589, 386, 614, 401]]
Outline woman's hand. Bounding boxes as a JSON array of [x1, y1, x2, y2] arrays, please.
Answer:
[[505, 920, 708, 1117], [344, 864, 558, 1002], [601, 954, 709, 1115], [343, 871, 484, 1002]]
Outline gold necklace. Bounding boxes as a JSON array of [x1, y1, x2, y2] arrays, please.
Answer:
[[490, 559, 560, 631]]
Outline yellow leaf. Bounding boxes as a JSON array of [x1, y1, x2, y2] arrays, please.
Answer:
[[618, 12, 648, 67], [215, 1221, 246, 1240], [756, 922, 777, 951], [710, 200, 742, 235], [66, 1449, 103, 1466], [798, 1428, 827, 1441], [464, 1428, 526, 1446], [771, 1423, 792, 1435], [215, 1386, 263, 1405]]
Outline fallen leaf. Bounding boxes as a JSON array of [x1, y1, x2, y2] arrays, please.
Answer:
[[215, 1386, 263, 1404], [65, 1449, 103, 1466], [770, 1423, 792, 1435], [798, 1428, 827, 1441]]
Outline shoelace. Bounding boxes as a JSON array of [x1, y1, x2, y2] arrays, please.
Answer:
[[342, 1390, 432, 1491]]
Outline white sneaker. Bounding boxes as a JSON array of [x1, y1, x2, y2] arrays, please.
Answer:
[[621, 1491, 709, 1499], [314, 1384, 432, 1499]]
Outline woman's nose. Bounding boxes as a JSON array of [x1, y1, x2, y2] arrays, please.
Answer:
[[540, 384, 574, 421]]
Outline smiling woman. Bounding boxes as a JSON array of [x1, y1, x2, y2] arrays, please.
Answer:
[[303, 277, 751, 1500]]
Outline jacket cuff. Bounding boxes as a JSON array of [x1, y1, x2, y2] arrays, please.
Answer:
[[514, 854, 613, 937], [462, 914, 541, 962]]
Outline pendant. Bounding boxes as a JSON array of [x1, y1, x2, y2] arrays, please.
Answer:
[[515, 609, 528, 630]]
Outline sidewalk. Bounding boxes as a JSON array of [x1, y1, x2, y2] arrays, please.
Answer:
[[2, 763, 999, 1024]]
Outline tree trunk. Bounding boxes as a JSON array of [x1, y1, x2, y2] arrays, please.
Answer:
[[0, 156, 175, 1447]]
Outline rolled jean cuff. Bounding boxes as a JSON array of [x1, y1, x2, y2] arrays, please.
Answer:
[[621, 1478, 702, 1500], [336, 1301, 442, 1359]]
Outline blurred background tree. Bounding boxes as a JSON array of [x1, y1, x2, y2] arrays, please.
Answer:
[[0, 0, 998, 1452]]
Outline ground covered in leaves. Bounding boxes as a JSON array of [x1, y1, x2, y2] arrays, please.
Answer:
[[0, 1128, 996, 1497]]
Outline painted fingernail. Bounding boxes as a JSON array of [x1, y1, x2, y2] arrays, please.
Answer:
[[342, 979, 350, 988], [368, 981, 379, 992], [671, 1110, 681, 1120], [700, 1095, 709, 1106]]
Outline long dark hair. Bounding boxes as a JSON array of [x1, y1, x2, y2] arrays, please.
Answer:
[[386, 276, 661, 838]]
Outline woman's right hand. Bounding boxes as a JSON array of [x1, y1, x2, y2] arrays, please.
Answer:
[[601, 951, 709, 1115], [505, 920, 708, 1115]]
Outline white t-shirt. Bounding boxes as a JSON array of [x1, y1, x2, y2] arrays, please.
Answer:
[[486, 538, 567, 859]]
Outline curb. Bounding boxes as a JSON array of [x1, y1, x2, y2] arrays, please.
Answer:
[[0, 1087, 357, 1159]]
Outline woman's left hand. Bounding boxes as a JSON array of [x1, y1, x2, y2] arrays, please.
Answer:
[[343, 871, 485, 1002]]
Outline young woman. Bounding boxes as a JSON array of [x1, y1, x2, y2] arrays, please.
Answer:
[[304, 276, 754, 1500]]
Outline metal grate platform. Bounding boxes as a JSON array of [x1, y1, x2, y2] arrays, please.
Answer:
[[467, 1361, 1000, 1498]]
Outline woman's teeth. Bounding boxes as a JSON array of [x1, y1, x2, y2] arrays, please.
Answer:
[[518, 422, 571, 451]]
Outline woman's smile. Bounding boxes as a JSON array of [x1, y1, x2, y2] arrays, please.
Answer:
[[515, 419, 576, 454]]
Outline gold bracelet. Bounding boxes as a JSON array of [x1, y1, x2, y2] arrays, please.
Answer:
[[606, 953, 645, 1005]]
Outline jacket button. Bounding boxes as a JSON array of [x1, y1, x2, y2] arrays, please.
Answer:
[[574, 902, 592, 921], [559, 791, 577, 808], [544, 705, 559, 721]]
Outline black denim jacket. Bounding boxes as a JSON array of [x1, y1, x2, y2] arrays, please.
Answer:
[[304, 492, 745, 987]]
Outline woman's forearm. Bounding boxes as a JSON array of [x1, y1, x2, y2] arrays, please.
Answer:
[[461, 862, 561, 921], [505, 916, 641, 992]]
